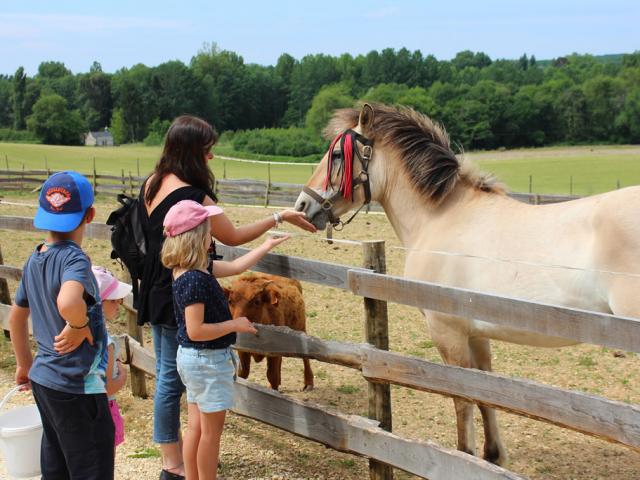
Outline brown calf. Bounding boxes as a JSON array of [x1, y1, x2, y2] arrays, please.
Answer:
[[224, 273, 314, 391]]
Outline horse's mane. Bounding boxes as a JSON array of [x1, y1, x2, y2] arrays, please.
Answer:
[[326, 104, 505, 203]]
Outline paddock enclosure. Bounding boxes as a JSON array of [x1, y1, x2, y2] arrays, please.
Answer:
[[1, 196, 640, 479]]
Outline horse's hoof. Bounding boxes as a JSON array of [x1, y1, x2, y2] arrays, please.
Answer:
[[302, 385, 314, 392]]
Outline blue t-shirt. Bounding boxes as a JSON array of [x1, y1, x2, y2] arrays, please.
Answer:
[[15, 241, 108, 394], [173, 269, 235, 349]]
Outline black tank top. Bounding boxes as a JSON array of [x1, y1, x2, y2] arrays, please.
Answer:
[[136, 184, 207, 327]]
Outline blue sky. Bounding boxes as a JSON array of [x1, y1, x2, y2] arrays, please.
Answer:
[[1, 0, 638, 75]]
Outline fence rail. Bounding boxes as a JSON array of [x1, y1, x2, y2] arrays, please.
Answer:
[[1, 168, 577, 207]]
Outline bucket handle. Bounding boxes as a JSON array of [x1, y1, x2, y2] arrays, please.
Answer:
[[0, 384, 29, 411]]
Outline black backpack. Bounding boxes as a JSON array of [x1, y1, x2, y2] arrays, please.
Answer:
[[106, 193, 147, 305]]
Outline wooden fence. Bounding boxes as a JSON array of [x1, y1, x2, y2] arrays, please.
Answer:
[[0, 168, 576, 207], [3, 215, 640, 479]]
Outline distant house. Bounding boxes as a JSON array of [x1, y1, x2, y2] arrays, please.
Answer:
[[85, 128, 114, 147]]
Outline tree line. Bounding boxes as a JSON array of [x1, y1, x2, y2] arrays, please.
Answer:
[[1, 44, 639, 152]]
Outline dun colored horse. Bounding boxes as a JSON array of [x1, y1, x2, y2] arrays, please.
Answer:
[[294, 103, 640, 466]]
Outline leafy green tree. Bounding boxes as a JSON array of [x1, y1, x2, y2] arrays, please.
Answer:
[[12, 67, 26, 130], [153, 60, 205, 120], [0, 76, 12, 127], [112, 64, 158, 141], [78, 61, 113, 130], [361, 83, 408, 104], [26, 94, 85, 145], [452, 50, 492, 70], [397, 87, 437, 117], [305, 83, 354, 134], [284, 54, 340, 126], [144, 117, 171, 145], [622, 51, 640, 68], [37, 61, 71, 79], [615, 89, 640, 142], [35, 61, 78, 107], [441, 98, 493, 149], [190, 43, 251, 130], [110, 108, 128, 145], [22, 80, 41, 123], [582, 75, 625, 141]]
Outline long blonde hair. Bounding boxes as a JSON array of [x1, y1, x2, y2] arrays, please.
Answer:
[[161, 220, 210, 271]]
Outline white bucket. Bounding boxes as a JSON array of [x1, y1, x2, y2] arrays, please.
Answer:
[[0, 385, 42, 478]]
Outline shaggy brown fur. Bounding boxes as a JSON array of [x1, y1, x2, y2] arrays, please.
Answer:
[[224, 273, 314, 392], [325, 104, 505, 203]]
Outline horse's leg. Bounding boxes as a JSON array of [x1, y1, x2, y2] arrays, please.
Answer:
[[429, 313, 477, 457], [469, 337, 508, 466], [301, 358, 314, 391], [237, 351, 251, 379]]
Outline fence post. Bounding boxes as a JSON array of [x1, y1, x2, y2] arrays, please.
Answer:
[[123, 271, 148, 398], [361, 240, 393, 480], [264, 163, 271, 207], [92, 157, 97, 196], [569, 176, 573, 196], [121, 169, 126, 194], [528, 175, 532, 194], [223, 160, 227, 179], [4, 154, 8, 171], [129, 171, 134, 197], [136, 158, 140, 179], [0, 246, 11, 338], [21, 164, 24, 192]]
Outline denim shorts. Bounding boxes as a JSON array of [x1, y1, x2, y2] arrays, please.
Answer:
[[176, 346, 237, 413]]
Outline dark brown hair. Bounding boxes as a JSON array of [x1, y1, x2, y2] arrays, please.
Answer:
[[145, 115, 219, 204]]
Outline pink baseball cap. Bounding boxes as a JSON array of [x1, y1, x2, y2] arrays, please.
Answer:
[[163, 200, 223, 237], [92, 266, 132, 301]]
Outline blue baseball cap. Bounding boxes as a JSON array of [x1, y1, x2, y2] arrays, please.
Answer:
[[34, 171, 94, 232]]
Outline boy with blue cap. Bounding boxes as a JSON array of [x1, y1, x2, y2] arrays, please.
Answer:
[[8, 171, 115, 480]]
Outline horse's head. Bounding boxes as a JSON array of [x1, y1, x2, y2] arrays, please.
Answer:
[[295, 104, 376, 230]]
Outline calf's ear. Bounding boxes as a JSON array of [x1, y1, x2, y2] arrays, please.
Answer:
[[262, 286, 280, 306]]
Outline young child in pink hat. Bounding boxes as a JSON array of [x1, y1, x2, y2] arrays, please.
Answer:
[[92, 266, 131, 449], [161, 199, 289, 480]]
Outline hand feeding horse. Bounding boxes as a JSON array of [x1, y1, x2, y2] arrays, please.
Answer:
[[294, 103, 640, 466]]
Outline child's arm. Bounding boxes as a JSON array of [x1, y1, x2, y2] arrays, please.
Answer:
[[105, 344, 127, 397], [8, 304, 32, 388], [53, 280, 94, 355], [185, 303, 257, 342], [212, 235, 290, 278]]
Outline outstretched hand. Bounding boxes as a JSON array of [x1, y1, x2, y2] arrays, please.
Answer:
[[280, 210, 317, 233], [263, 234, 291, 249]]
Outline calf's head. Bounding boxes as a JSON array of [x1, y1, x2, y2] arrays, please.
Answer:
[[224, 278, 279, 324]]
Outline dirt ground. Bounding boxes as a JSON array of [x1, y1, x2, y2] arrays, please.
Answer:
[[1, 193, 640, 479]]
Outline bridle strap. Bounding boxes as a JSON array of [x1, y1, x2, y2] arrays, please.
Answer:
[[302, 185, 343, 226], [305, 129, 374, 228]]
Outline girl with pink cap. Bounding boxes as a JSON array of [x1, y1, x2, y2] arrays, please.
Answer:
[[161, 199, 289, 480], [92, 266, 132, 450]]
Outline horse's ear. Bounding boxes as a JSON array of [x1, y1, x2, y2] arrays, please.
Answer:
[[358, 103, 374, 131]]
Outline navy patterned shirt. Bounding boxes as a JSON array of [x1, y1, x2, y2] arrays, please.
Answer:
[[172, 269, 235, 349]]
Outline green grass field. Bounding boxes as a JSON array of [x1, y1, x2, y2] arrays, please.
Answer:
[[1, 142, 639, 195]]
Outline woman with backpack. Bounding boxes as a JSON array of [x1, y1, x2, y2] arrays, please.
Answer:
[[137, 115, 316, 480]]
